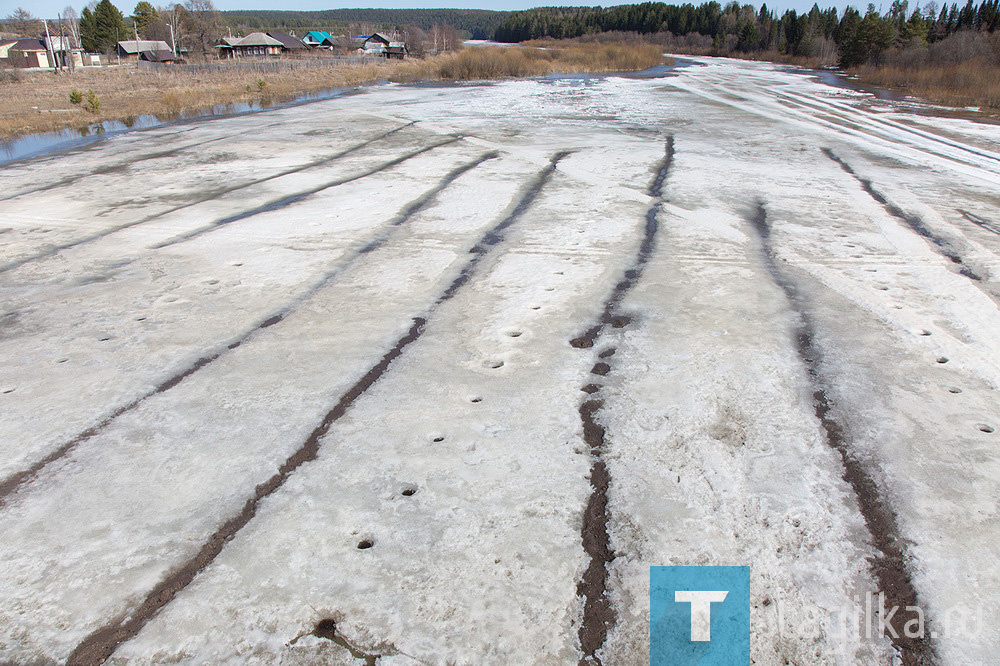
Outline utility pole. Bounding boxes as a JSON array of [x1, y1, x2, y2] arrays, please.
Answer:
[[43, 19, 58, 72], [169, 22, 177, 57], [134, 21, 140, 69], [60, 13, 73, 72]]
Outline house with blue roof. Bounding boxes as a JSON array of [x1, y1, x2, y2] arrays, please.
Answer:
[[301, 31, 335, 48]]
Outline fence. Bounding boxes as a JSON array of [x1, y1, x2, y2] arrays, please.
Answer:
[[138, 56, 372, 73]]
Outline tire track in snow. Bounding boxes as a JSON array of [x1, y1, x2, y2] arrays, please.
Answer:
[[748, 201, 936, 666], [0, 123, 283, 203], [959, 210, 1000, 237], [570, 138, 673, 666], [822, 148, 984, 283], [151, 135, 460, 249], [0, 122, 416, 275], [66, 151, 568, 666], [776, 91, 1000, 166], [0, 151, 498, 508]]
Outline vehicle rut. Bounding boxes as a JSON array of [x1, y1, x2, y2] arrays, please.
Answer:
[[0, 151, 497, 508], [65, 151, 567, 666], [959, 209, 1000, 236], [0, 122, 417, 274], [151, 136, 460, 249], [748, 201, 936, 666], [0, 124, 279, 203], [823, 148, 983, 282], [572, 138, 673, 665]]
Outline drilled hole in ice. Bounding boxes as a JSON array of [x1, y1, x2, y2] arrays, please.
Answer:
[[2, 388, 15, 394], [507, 331, 522, 338], [490, 361, 504, 369], [531, 306, 541, 310], [432, 436, 445, 443], [135, 316, 146, 321], [877, 286, 889, 291], [314, 619, 338, 640], [401, 487, 417, 496], [936, 357, 949, 364], [99, 336, 111, 341], [56, 358, 68, 364], [356, 539, 374, 550], [470, 396, 482, 403], [918, 330, 932, 336], [948, 387, 963, 394], [977, 424, 995, 433]]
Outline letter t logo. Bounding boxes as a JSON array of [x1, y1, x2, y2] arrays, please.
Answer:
[[674, 591, 729, 641]]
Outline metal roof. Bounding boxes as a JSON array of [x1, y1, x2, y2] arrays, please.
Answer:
[[12, 39, 47, 51], [267, 31, 305, 49], [140, 49, 175, 62], [234, 32, 283, 47], [118, 40, 171, 54]]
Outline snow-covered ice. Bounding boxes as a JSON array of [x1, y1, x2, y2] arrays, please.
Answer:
[[0, 56, 998, 665]]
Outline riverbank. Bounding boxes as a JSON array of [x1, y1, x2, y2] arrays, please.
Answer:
[[0, 43, 665, 141]]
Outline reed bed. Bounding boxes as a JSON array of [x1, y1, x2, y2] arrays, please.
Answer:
[[851, 59, 1000, 112]]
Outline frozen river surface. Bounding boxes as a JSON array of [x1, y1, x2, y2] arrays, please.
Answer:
[[0, 56, 999, 665]]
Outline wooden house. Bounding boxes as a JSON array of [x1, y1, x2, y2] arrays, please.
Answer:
[[301, 31, 335, 48], [267, 31, 306, 53], [216, 33, 283, 58], [7, 39, 50, 68], [117, 40, 172, 61]]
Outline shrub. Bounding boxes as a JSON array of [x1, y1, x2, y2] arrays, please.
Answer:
[[84, 90, 100, 114]]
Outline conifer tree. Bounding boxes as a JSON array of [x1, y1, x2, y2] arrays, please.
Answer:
[[93, 0, 127, 53]]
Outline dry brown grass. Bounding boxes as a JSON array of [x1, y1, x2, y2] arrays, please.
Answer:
[[851, 59, 1000, 113], [0, 43, 665, 141], [0, 62, 392, 140]]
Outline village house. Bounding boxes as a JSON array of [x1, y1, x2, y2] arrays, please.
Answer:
[[216, 32, 283, 58], [0, 39, 18, 62], [7, 39, 50, 69], [301, 31, 335, 48], [361, 33, 408, 59], [117, 40, 172, 62], [267, 31, 306, 53], [140, 49, 176, 63]]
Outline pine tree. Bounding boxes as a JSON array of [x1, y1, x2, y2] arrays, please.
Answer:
[[93, 0, 127, 53], [132, 1, 159, 38], [80, 6, 98, 52]]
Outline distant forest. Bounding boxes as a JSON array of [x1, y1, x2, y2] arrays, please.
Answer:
[[219, 8, 510, 39], [494, 1, 999, 66]]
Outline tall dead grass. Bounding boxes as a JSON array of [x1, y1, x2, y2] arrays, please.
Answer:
[[0, 43, 664, 141], [851, 59, 1000, 112], [389, 43, 664, 81]]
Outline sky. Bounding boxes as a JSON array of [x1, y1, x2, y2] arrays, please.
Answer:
[[7, 0, 872, 29]]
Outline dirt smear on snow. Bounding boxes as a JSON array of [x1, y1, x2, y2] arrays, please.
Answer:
[[0, 151, 497, 509], [747, 200, 936, 666], [65, 152, 567, 666], [573, 138, 673, 665]]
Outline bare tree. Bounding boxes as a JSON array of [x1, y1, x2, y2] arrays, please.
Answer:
[[5, 7, 42, 36], [158, 3, 183, 54], [62, 6, 81, 49], [180, 0, 220, 59]]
